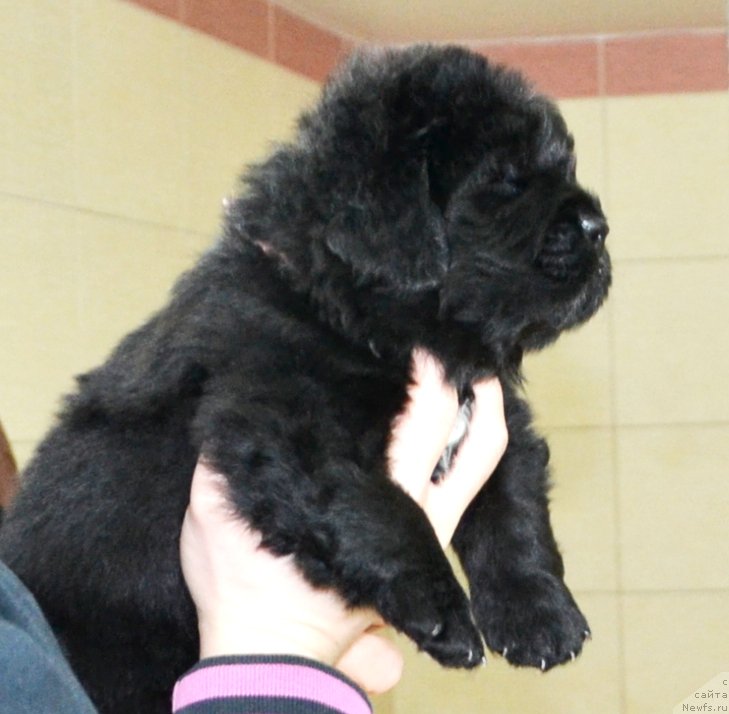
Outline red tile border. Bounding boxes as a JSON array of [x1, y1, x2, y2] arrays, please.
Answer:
[[182, 0, 270, 60], [121, 2, 729, 96], [127, 0, 181, 21], [605, 31, 729, 96], [273, 6, 348, 83], [475, 40, 600, 99]]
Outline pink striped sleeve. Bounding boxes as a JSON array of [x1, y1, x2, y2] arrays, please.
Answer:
[[172, 656, 372, 714]]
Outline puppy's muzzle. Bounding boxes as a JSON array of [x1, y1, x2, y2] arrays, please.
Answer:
[[537, 195, 608, 281]]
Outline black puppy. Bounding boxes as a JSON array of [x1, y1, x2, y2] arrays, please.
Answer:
[[0, 45, 610, 713]]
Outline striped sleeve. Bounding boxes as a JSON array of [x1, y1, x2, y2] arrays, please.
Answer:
[[172, 655, 372, 714]]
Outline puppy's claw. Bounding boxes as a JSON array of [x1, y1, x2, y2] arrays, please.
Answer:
[[431, 623, 444, 638], [502, 647, 508, 658], [570, 650, 576, 661], [540, 658, 547, 671], [583, 629, 592, 640]]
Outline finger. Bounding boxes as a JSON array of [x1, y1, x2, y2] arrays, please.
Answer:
[[388, 349, 458, 504], [184, 460, 264, 560], [335, 632, 404, 695], [423, 376, 507, 547], [188, 460, 231, 516]]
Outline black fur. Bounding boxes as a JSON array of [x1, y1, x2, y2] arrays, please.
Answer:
[[0, 45, 610, 713]]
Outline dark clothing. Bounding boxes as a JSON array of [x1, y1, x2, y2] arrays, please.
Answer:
[[0, 560, 96, 713], [0, 561, 371, 714]]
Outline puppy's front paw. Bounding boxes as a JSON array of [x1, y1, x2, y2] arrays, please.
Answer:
[[475, 573, 590, 671], [380, 572, 484, 669]]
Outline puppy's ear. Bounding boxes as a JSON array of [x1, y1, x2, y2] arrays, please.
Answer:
[[325, 159, 448, 290]]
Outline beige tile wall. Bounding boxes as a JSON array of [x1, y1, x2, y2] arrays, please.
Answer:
[[0, 0, 317, 461], [1, 3, 727, 713]]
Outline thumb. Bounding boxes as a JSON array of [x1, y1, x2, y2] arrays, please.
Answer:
[[336, 631, 404, 695], [388, 349, 458, 504]]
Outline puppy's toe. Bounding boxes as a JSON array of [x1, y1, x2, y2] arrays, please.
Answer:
[[475, 572, 590, 671], [379, 572, 483, 669]]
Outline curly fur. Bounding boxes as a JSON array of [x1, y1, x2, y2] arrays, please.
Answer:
[[0, 45, 610, 713]]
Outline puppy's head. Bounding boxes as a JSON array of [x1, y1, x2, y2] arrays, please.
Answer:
[[434, 65, 611, 353], [235, 45, 610, 364]]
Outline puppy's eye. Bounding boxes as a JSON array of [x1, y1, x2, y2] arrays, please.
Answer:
[[492, 172, 526, 198]]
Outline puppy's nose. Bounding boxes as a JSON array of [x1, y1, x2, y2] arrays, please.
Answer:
[[579, 212, 609, 247]]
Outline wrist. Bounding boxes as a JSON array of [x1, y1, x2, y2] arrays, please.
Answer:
[[173, 655, 373, 714]]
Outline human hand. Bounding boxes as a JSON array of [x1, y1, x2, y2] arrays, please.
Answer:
[[388, 349, 508, 548], [179, 349, 507, 694]]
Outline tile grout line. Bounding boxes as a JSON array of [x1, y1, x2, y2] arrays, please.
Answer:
[[613, 253, 729, 264], [596, 65, 628, 710], [571, 587, 729, 596], [0, 189, 211, 239], [538, 420, 729, 432], [604, 105, 629, 714], [455, 26, 728, 48], [596, 35, 607, 99], [179, 3, 195, 249], [267, 1, 276, 64], [611, 413, 628, 714], [70, 0, 85, 334], [268, 0, 364, 47]]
